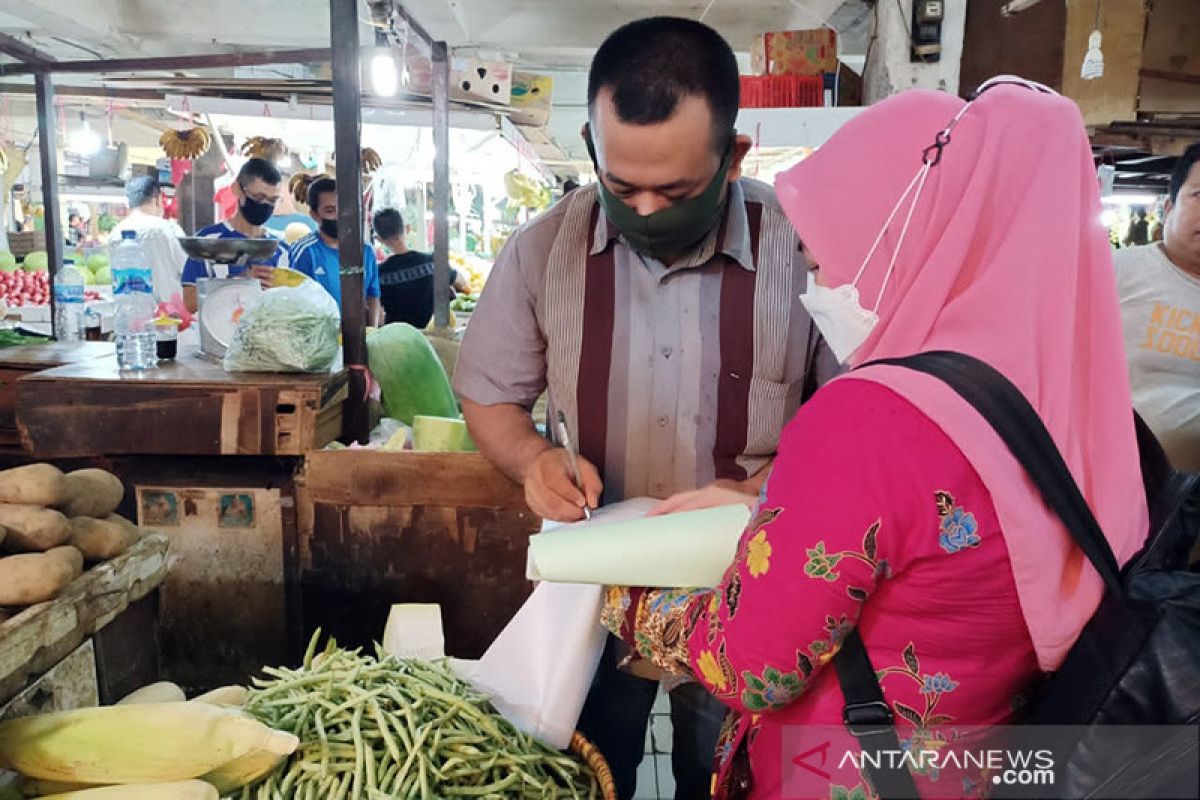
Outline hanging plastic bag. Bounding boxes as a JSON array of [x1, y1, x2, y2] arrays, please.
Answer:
[[223, 281, 341, 373]]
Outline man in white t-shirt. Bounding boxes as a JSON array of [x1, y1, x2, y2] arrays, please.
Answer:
[[1115, 143, 1200, 470], [108, 176, 188, 303]]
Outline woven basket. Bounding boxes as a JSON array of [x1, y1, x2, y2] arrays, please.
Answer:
[[570, 731, 618, 800]]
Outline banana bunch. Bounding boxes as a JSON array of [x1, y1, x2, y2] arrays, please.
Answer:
[[240, 136, 287, 162], [288, 172, 315, 206], [324, 149, 384, 177], [2, 145, 23, 189], [159, 127, 212, 160], [504, 169, 552, 211]]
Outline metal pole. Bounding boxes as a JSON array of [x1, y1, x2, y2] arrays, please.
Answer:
[[1, 48, 331, 77], [34, 72, 63, 339], [330, 0, 369, 444], [431, 41, 451, 329]]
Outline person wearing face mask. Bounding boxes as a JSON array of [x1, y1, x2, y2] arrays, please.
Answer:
[[289, 177, 382, 326], [597, 81, 1149, 799], [180, 158, 291, 313], [108, 176, 189, 303], [453, 17, 836, 800]]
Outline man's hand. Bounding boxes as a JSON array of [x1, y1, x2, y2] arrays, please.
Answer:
[[523, 448, 603, 523], [649, 479, 758, 516], [248, 264, 274, 289]]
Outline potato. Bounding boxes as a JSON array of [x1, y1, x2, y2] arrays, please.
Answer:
[[0, 504, 69, 552], [61, 469, 125, 519], [105, 513, 140, 538], [0, 463, 68, 507], [0, 546, 81, 606], [69, 517, 136, 562]]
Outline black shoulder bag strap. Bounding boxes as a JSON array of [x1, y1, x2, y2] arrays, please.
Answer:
[[831, 350, 1125, 799]]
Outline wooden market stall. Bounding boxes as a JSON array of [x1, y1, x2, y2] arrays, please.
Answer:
[[10, 345, 346, 692], [8, 342, 539, 693]]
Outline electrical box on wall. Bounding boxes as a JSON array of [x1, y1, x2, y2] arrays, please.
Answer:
[[911, 0, 944, 62]]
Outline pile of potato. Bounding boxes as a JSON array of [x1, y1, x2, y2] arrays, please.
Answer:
[[0, 464, 140, 610]]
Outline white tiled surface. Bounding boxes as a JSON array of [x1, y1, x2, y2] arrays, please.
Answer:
[[634, 689, 676, 800]]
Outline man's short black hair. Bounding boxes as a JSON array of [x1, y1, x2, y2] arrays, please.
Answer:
[[307, 177, 337, 212], [1168, 143, 1200, 204], [125, 176, 161, 208], [373, 208, 404, 240], [237, 157, 283, 187], [587, 16, 739, 153]]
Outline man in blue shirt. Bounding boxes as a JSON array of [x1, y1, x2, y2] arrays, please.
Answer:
[[290, 177, 382, 326], [180, 158, 291, 313]]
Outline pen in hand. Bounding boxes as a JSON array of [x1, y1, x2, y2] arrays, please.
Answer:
[[556, 411, 593, 521]]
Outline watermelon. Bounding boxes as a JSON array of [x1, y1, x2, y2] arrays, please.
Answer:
[[367, 323, 459, 426], [412, 415, 476, 452], [22, 251, 48, 273], [0, 252, 16, 273]]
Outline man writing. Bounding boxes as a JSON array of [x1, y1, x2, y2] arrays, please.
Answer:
[[290, 177, 383, 326], [372, 207, 469, 328], [1117, 143, 1200, 471], [180, 158, 291, 313], [454, 17, 835, 799], [108, 176, 188, 303]]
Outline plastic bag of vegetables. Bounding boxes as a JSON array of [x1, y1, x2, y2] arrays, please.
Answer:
[[223, 282, 340, 373]]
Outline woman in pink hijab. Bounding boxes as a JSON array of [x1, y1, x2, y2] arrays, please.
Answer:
[[601, 82, 1148, 799]]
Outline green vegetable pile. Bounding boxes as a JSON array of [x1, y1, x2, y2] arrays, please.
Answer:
[[0, 331, 49, 348], [237, 635, 601, 799], [449, 294, 479, 314], [223, 285, 340, 373]]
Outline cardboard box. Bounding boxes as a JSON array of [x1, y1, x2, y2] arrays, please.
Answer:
[[451, 58, 512, 105], [510, 71, 554, 126], [751, 29, 839, 77]]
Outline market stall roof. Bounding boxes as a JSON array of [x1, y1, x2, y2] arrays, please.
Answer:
[[0, 0, 873, 179]]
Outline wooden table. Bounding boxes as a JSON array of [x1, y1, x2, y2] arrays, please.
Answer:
[[0, 342, 114, 447], [18, 346, 347, 458]]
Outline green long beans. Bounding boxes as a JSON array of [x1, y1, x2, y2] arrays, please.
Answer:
[[232, 634, 600, 800]]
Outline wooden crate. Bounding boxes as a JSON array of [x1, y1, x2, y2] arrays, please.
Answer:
[[0, 534, 168, 706], [17, 350, 348, 458], [107, 455, 305, 694], [297, 451, 540, 659]]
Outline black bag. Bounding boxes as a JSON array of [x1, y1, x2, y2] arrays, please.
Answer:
[[832, 351, 1200, 799]]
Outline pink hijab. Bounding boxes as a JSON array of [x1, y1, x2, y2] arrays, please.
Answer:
[[776, 85, 1148, 671]]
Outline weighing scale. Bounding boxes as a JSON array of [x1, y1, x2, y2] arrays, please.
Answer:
[[178, 237, 277, 362]]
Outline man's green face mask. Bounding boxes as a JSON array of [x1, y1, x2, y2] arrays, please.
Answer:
[[585, 127, 734, 261]]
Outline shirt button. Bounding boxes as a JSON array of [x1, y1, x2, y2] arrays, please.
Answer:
[[658, 416, 669, 427], [656, 483, 668, 495], [661, 347, 673, 358]]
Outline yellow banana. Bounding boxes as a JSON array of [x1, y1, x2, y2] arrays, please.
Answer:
[[0, 702, 298, 784]]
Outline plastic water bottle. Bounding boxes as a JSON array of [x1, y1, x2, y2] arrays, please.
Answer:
[[53, 259, 86, 342], [110, 231, 157, 370]]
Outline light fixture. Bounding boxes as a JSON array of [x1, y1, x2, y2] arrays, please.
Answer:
[[370, 30, 399, 97], [71, 111, 102, 156]]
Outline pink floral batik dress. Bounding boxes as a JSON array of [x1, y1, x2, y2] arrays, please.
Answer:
[[603, 379, 1041, 799]]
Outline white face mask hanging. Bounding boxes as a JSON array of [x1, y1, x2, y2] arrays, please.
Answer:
[[800, 100, 976, 364]]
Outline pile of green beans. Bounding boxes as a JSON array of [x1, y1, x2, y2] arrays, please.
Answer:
[[234, 635, 601, 800]]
